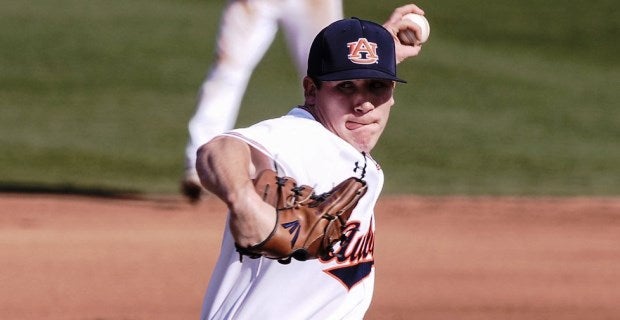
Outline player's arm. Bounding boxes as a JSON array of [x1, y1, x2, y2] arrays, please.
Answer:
[[383, 3, 426, 63], [196, 136, 276, 247]]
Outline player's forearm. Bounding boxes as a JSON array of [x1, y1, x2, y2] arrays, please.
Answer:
[[196, 136, 254, 205]]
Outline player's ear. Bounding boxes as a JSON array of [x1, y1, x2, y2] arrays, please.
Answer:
[[303, 76, 317, 105]]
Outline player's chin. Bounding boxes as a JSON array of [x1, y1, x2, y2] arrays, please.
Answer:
[[340, 125, 380, 151], [349, 134, 379, 153]]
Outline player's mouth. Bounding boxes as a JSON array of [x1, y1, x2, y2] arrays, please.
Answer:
[[345, 120, 376, 130], [345, 121, 365, 130]]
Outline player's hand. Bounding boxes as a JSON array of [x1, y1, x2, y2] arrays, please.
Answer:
[[382, 4, 426, 63]]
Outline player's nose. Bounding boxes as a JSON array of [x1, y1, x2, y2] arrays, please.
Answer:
[[353, 101, 375, 114]]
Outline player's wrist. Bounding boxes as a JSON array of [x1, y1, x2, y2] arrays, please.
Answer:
[[228, 186, 278, 247]]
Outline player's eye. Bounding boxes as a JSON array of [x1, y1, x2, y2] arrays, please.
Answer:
[[334, 80, 393, 95], [369, 80, 392, 90], [368, 80, 394, 96], [337, 81, 355, 89]]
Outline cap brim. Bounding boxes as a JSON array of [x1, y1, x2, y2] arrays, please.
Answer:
[[315, 69, 407, 83]]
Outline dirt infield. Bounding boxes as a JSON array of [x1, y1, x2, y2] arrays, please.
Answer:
[[1, 194, 619, 319]]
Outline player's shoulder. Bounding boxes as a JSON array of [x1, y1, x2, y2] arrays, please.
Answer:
[[253, 107, 322, 132]]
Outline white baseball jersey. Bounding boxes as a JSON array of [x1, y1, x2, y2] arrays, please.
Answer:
[[200, 107, 384, 320], [185, 0, 343, 171]]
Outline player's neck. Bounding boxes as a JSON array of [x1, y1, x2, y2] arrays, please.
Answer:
[[300, 104, 317, 120]]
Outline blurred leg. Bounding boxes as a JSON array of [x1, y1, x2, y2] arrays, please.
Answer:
[[182, 0, 279, 200], [280, 0, 343, 77]]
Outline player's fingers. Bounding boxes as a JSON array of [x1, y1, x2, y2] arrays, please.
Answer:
[[399, 18, 424, 44], [384, 3, 425, 25], [383, 4, 425, 41]]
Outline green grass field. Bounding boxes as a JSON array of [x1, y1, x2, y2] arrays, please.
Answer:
[[1, 0, 618, 195]]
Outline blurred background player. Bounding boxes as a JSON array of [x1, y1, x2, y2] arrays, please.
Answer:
[[181, 0, 344, 201]]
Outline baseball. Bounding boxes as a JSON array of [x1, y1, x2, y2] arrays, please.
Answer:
[[397, 13, 430, 45]]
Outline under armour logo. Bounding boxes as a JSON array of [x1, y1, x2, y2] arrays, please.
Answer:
[[282, 220, 301, 248], [353, 151, 368, 179], [347, 38, 379, 65]]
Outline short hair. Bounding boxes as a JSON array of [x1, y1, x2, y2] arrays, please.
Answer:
[[309, 76, 323, 89]]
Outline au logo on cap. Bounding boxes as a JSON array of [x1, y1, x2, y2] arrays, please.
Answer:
[[347, 38, 379, 65]]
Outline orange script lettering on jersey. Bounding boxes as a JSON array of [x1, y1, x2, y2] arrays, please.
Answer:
[[321, 220, 375, 290], [322, 220, 374, 264]]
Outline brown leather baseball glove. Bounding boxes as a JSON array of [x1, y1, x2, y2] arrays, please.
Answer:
[[235, 169, 368, 264]]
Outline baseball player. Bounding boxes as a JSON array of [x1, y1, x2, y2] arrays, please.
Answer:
[[195, 5, 426, 319], [181, 0, 344, 201]]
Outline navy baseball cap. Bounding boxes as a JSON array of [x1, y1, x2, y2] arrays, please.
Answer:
[[307, 17, 406, 83]]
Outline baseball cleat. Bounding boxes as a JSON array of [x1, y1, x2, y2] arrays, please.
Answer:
[[180, 169, 204, 203]]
